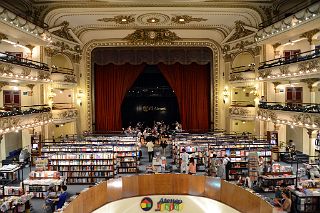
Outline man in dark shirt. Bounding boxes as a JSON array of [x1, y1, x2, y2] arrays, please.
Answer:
[[54, 185, 68, 210]]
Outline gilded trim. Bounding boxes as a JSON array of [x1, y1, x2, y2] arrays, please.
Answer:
[[83, 39, 221, 131]]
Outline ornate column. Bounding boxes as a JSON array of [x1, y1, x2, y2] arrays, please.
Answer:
[[272, 82, 281, 102], [223, 53, 232, 133], [300, 29, 320, 50], [301, 78, 320, 104], [307, 129, 317, 162]]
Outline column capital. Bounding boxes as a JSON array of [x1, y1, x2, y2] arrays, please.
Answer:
[[307, 128, 315, 138]]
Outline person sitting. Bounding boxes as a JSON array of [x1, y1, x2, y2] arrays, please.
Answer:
[[188, 157, 196, 175], [53, 185, 68, 210], [43, 183, 57, 213], [274, 183, 286, 204], [275, 190, 292, 213]]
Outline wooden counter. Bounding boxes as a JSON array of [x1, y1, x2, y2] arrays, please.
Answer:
[[62, 174, 276, 213]]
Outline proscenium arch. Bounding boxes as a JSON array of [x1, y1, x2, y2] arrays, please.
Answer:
[[81, 39, 221, 133]]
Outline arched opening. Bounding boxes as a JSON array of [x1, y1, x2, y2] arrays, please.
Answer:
[[121, 65, 180, 128], [232, 52, 254, 68], [51, 53, 73, 70]]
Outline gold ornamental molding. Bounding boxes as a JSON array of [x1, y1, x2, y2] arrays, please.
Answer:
[[83, 39, 221, 132], [300, 29, 320, 45], [171, 15, 207, 24], [226, 21, 256, 42], [45, 46, 82, 64], [0, 33, 8, 41], [98, 15, 135, 25], [124, 29, 181, 44], [0, 82, 9, 91], [51, 21, 77, 43]]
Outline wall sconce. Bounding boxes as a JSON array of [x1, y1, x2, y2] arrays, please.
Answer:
[[77, 89, 84, 106], [223, 86, 229, 104]]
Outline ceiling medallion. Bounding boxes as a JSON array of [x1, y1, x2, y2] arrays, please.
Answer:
[[137, 13, 170, 25], [124, 29, 180, 44], [146, 17, 160, 24], [171, 15, 207, 24], [97, 15, 135, 24]]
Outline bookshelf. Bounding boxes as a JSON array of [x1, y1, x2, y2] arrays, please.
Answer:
[[23, 171, 65, 198], [115, 137, 138, 174], [47, 148, 115, 184], [40, 136, 139, 183], [31, 134, 41, 166]]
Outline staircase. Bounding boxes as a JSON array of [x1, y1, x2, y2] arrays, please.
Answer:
[[282, 151, 309, 163]]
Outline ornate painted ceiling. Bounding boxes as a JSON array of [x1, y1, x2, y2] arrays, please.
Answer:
[[1, 0, 309, 46]]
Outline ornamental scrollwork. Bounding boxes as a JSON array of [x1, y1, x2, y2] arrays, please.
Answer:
[[38, 71, 50, 80], [257, 109, 278, 121], [124, 29, 181, 44], [227, 21, 255, 42], [229, 73, 244, 81], [0, 33, 8, 40], [53, 109, 78, 120], [291, 113, 313, 125], [98, 15, 135, 24], [52, 21, 77, 43], [171, 15, 207, 24], [297, 61, 309, 72], [0, 82, 9, 91], [0, 117, 21, 130], [258, 68, 272, 78], [279, 65, 290, 74], [229, 107, 249, 116], [0, 62, 14, 75], [22, 67, 32, 76], [33, 112, 52, 123], [308, 59, 320, 71], [64, 75, 77, 83]]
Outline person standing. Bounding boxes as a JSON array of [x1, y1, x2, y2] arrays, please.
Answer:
[[188, 157, 196, 175], [180, 148, 189, 173], [146, 140, 154, 162], [210, 154, 218, 177], [160, 140, 168, 156], [223, 154, 231, 180]]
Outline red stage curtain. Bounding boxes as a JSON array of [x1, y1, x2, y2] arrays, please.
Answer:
[[94, 63, 145, 131], [158, 62, 210, 131]]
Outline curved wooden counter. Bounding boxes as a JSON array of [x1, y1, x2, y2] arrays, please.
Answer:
[[62, 174, 276, 213]]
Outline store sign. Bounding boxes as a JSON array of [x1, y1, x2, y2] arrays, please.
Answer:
[[155, 198, 183, 212], [141, 197, 183, 212], [141, 197, 153, 211]]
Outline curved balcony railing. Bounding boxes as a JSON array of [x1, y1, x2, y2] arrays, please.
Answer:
[[0, 52, 50, 71], [61, 175, 275, 213], [258, 102, 320, 113], [231, 100, 255, 107], [51, 67, 75, 75], [258, 0, 318, 29], [258, 49, 320, 70], [231, 65, 255, 73], [1, 5, 49, 29], [0, 105, 51, 117], [52, 103, 75, 110]]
